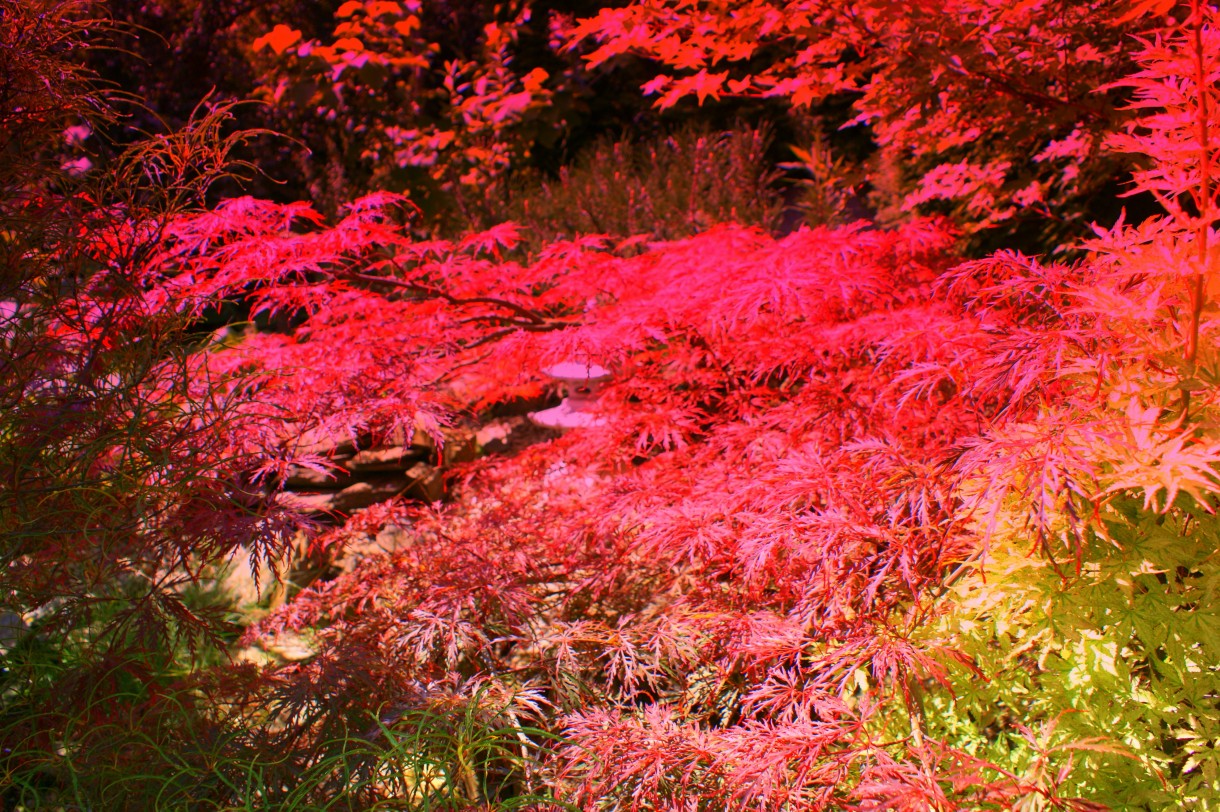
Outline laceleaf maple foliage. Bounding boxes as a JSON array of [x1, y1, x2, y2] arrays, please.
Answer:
[[200, 213, 987, 808], [163, 196, 1146, 806], [197, 201, 1183, 808], [0, 5, 316, 802]]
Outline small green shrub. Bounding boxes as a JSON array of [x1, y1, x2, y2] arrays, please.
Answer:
[[486, 121, 785, 250], [1, 662, 557, 810]]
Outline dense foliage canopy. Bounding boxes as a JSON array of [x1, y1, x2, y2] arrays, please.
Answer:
[[5, 0, 1220, 810]]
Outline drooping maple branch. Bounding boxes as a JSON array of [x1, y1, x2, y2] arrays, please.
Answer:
[[936, 57, 1110, 123], [345, 270, 574, 333]]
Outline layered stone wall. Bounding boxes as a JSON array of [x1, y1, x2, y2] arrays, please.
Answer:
[[276, 426, 478, 516]]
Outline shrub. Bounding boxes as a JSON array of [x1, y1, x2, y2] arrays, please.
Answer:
[[484, 121, 786, 248]]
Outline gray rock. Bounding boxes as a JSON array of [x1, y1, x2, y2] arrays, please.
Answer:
[[330, 476, 413, 512], [345, 446, 426, 472], [261, 631, 316, 662], [440, 428, 478, 465], [280, 467, 441, 515], [284, 464, 354, 489], [404, 461, 444, 502], [282, 426, 360, 458], [0, 610, 28, 654], [410, 427, 477, 465], [278, 490, 340, 514], [476, 415, 555, 455]]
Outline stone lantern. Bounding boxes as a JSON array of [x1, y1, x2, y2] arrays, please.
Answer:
[[529, 361, 612, 429]]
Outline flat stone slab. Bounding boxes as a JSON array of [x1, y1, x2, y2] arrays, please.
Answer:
[[280, 475, 409, 514], [410, 426, 478, 465], [346, 446, 426, 472], [284, 464, 355, 489], [331, 476, 414, 511], [404, 461, 443, 502], [281, 426, 361, 458], [279, 463, 442, 514]]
